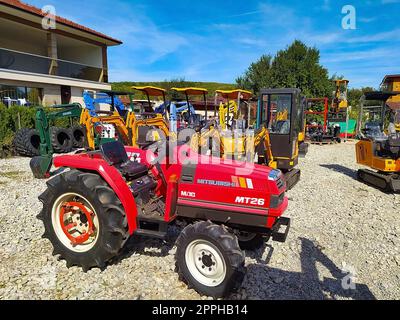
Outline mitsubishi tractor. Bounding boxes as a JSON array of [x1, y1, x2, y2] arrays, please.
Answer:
[[37, 140, 290, 298]]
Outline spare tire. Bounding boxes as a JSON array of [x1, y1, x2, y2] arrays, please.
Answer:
[[50, 127, 73, 153], [13, 128, 40, 157], [70, 125, 86, 148]]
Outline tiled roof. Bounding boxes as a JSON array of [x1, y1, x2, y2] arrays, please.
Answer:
[[0, 0, 122, 44]]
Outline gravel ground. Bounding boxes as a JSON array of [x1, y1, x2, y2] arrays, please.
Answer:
[[0, 141, 399, 300]]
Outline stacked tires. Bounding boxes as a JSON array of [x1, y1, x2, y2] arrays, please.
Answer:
[[50, 127, 73, 153], [13, 128, 40, 157], [13, 126, 86, 157]]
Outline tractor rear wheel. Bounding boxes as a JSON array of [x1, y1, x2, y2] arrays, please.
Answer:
[[175, 221, 245, 298], [37, 170, 129, 271], [50, 126, 73, 153], [13, 128, 40, 157]]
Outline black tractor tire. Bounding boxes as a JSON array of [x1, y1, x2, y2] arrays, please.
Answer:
[[13, 128, 40, 157], [175, 220, 245, 298], [50, 126, 73, 153], [71, 125, 86, 148], [237, 232, 268, 251], [37, 170, 129, 271]]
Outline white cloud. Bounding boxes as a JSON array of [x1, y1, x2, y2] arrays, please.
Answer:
[[346, 29, 400, 43], [237, 37, 268, 47], [358, 17, 377, 23], [321, 48, 398, 63]]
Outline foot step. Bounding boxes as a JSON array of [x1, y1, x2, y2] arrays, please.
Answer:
[[135, 228, 167, 239]]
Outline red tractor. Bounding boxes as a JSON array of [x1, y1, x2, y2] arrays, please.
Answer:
[[37, 140, 290, 297]]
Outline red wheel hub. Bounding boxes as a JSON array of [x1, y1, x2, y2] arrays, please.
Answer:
[[59, 201, 95, 245]]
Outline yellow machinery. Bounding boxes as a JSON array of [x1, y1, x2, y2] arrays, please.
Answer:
[[255, 88, 301, 189], [356, 91, 400, 191], [189, 89, 252, 159], [381, 75, 400, 132], [80, 108, 131, 149], [83, 88, 172, 149], [129, 86, 173, 147], [297, 96, 308, 156], [215, 89, 253, 157], [332, 79, 349, 113], [170, 87, 208, 133], [216, 89, 253, 130], [190, 88, 302, 189]]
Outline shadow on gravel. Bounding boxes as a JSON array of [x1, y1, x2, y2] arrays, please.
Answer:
[[240, 238, 376, 300], [320, 164, 358, 180], [112, 228, 376, 300], [115, 223, 182, 262]]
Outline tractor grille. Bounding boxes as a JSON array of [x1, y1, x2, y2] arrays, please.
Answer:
[[276, 176, 285, 189]]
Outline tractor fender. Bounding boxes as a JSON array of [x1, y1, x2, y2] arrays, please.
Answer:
[[53, 155, 138, 234]]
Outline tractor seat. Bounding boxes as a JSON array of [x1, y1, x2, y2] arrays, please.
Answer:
[[387, 135, 400, 155], [388, 135, 400, 147], [100, 141, 148, 179]]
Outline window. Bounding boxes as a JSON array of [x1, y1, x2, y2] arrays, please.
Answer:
[[262, 94, 292, 134], [0, 84, 43, 106]]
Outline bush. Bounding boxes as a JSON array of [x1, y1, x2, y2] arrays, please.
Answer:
[[0, 104, 38, 157]]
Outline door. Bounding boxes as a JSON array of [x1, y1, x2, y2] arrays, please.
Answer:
[[61, 86, 71, 104], [262, 93, 293, 158]]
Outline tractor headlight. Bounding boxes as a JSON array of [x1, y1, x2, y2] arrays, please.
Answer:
[[270, 192, 284, 208], [268, 169, 282, 181]]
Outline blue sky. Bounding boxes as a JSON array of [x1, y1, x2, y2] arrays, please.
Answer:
[[28, 0, 400, 88]]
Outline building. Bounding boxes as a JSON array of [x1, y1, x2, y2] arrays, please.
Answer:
[[0, 0, 122, 106], [381, 74, 400, 110]]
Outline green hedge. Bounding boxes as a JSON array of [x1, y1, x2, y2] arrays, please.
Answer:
[[0, 104, 38, 155]]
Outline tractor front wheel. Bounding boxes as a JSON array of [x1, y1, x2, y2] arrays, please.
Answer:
[[37, 170, 129, 271], [175, 221, 245, 298]]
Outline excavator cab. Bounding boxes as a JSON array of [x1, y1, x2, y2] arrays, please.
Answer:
[[257, 88, 301, 170], [256, 88, 301, 189], [356, 91, 400, 191]]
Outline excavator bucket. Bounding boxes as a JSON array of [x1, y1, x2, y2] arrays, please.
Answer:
[[30, 156, 53, 179]]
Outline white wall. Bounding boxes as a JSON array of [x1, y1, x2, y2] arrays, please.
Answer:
[[0, 18, 47, 56], [43, 85, 62, 106]]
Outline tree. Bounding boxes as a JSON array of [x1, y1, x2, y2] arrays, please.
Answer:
[[236, 55, 272, 94], [236, 40, 332, 98], [347, 87, 375, 119]]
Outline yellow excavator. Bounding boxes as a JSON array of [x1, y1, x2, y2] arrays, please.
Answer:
[[129, 86, 173, 147], [189, 89, 252, 159], [356, 90, 400, 191], [332, 79, 349, 114], [192, 88, 301, 189], [255, 88, 301, 188]]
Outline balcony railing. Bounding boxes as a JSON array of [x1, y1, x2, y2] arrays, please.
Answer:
[[0, 47, 103, 82]]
